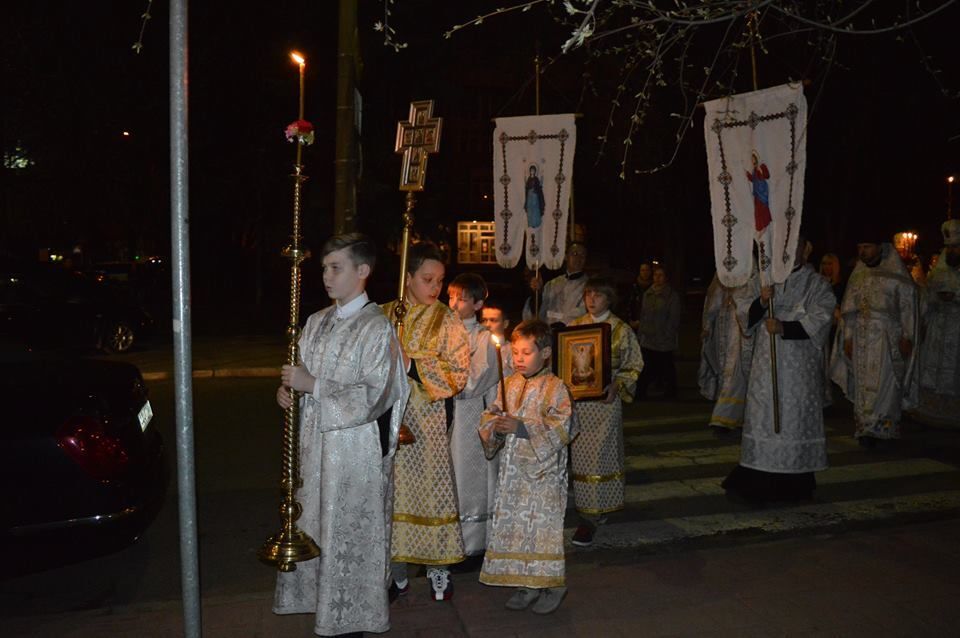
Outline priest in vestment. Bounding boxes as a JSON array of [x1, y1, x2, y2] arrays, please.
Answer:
[[446, 274, 503, 562], [914, 219, 960, 426], [383, 242, 470, 601], [568, 277, 642, 547], [831, 234, 919, 446], [273, 234, 410, 636], [723, 234, 835, 502], [698, 273, 757, 432], [537, 241, 588, 327]]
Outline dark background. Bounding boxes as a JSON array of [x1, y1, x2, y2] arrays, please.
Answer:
[[2, 1, 958, 330]]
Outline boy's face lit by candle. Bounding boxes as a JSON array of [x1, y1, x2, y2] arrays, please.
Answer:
[[511, 336, 551, 379], [481, 307, 509, 338]]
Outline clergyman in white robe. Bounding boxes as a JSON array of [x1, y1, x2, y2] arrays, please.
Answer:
[[723, 259, 835, 502], [830, 243, 919, 441], [698, 273, 758, 430], [915, 221, 960, 426], [274, 294, 409, 636]]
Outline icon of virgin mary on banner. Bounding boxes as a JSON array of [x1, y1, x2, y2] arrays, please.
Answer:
[[493, 114, 576, 270], [703, 83, 807, 287]]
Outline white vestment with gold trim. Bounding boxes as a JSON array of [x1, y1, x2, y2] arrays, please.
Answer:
[[478, 369, 576, 589]]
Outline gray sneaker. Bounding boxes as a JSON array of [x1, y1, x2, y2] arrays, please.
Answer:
[[531, 586, 567, 614], [505, 587, 541, 611]]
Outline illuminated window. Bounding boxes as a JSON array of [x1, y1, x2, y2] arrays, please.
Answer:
[[457, 221, 496, 264]]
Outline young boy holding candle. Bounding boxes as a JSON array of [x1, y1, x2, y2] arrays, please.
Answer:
[[446, 273, 503, 568], [478, 319, 577, 614]]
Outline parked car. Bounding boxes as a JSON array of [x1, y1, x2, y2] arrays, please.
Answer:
[[0, 338, 166, 574], [0, 263, 154, 353]]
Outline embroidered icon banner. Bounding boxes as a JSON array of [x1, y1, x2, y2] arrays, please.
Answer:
[[493, 114, 576, 270], [704, 84, 807, 287]]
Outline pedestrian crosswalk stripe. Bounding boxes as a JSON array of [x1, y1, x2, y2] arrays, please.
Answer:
[[623, 433, 876, 471], [616, 458, 960, 505], [568, 490, 960, 549]]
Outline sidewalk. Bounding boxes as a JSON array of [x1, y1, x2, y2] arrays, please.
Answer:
[[98, 335, 288, 381], [8, 518, 959, 637]]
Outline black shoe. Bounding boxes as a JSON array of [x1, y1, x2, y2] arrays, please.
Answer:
[[388, 579, 409, 604], [449, 554, 484, 573], [571, 523, 595, 547]]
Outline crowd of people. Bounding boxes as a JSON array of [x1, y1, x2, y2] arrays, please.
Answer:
[[267, 222, 959, 636], [699, 220, 960, 503]]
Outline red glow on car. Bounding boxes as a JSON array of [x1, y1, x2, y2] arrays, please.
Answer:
[[57, 415, 130, 481]]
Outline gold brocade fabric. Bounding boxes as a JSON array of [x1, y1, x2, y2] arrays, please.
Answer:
[[383, 301, 470, 565], [478, 369, 576, 589], [568, 314, 643, 515]]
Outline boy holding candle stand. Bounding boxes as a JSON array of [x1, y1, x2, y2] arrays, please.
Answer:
[[478, 319, 577, 614], [446, 273, 505, 570]]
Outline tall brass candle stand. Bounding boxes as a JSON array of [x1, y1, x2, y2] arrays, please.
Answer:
[[259, 51, 321, 572]]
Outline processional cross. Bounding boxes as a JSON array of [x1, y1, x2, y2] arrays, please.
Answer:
[[395, 100, 442, 191], [391, 100, 442, 446]]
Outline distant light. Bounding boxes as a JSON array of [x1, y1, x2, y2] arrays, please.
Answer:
[[290, 52, 305, 66], [482, 194, 489, 200], [950, 176, 956, 184], [122, 131, 131, 137], [49, 253, 63, 262], [3, 144, 34, 171]]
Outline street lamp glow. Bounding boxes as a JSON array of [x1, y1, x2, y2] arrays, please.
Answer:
[[290, 52, 305, 66]]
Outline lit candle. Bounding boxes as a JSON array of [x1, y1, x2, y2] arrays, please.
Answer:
[[290, 52, 306, 167], [290, 51, 306, 120], [491, 334, 507, 412]]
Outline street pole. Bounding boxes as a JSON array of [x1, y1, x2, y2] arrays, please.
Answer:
[[334, 0, 358, 233], [169, 0, 202, 636]]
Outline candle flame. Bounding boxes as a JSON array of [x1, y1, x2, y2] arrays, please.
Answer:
[[491, 334, 501, 347], [290, 52, 305, 66]]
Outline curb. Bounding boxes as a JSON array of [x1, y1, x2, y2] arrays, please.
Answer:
[[142, 366, 280, 381]]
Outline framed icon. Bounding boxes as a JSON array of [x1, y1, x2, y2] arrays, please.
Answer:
[[553, 323, 611, 401]]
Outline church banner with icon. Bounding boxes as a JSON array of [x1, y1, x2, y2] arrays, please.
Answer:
[[493, 114, 576, 270], [703, 84, 807, 287]]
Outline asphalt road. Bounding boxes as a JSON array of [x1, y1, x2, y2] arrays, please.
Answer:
[[1, 378, 284, 616], [3, 376, 959, 624]]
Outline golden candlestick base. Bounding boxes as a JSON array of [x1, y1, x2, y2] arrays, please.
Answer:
[[259, 529, 321, 572]]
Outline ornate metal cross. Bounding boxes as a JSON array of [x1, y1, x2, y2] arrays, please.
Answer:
[[394, 100, 442, 191]]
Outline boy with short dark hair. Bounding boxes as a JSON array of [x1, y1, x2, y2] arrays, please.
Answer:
[[273, 232, 409, 635], [383, 241, 470, 601], [478, 319, 577, 615], [447, 273, 501, 565]]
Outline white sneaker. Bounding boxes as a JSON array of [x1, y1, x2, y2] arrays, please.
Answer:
[[426, 567, 453, 601]]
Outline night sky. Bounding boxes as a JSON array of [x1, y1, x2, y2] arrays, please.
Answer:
[[3, 1, 958, 324]]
